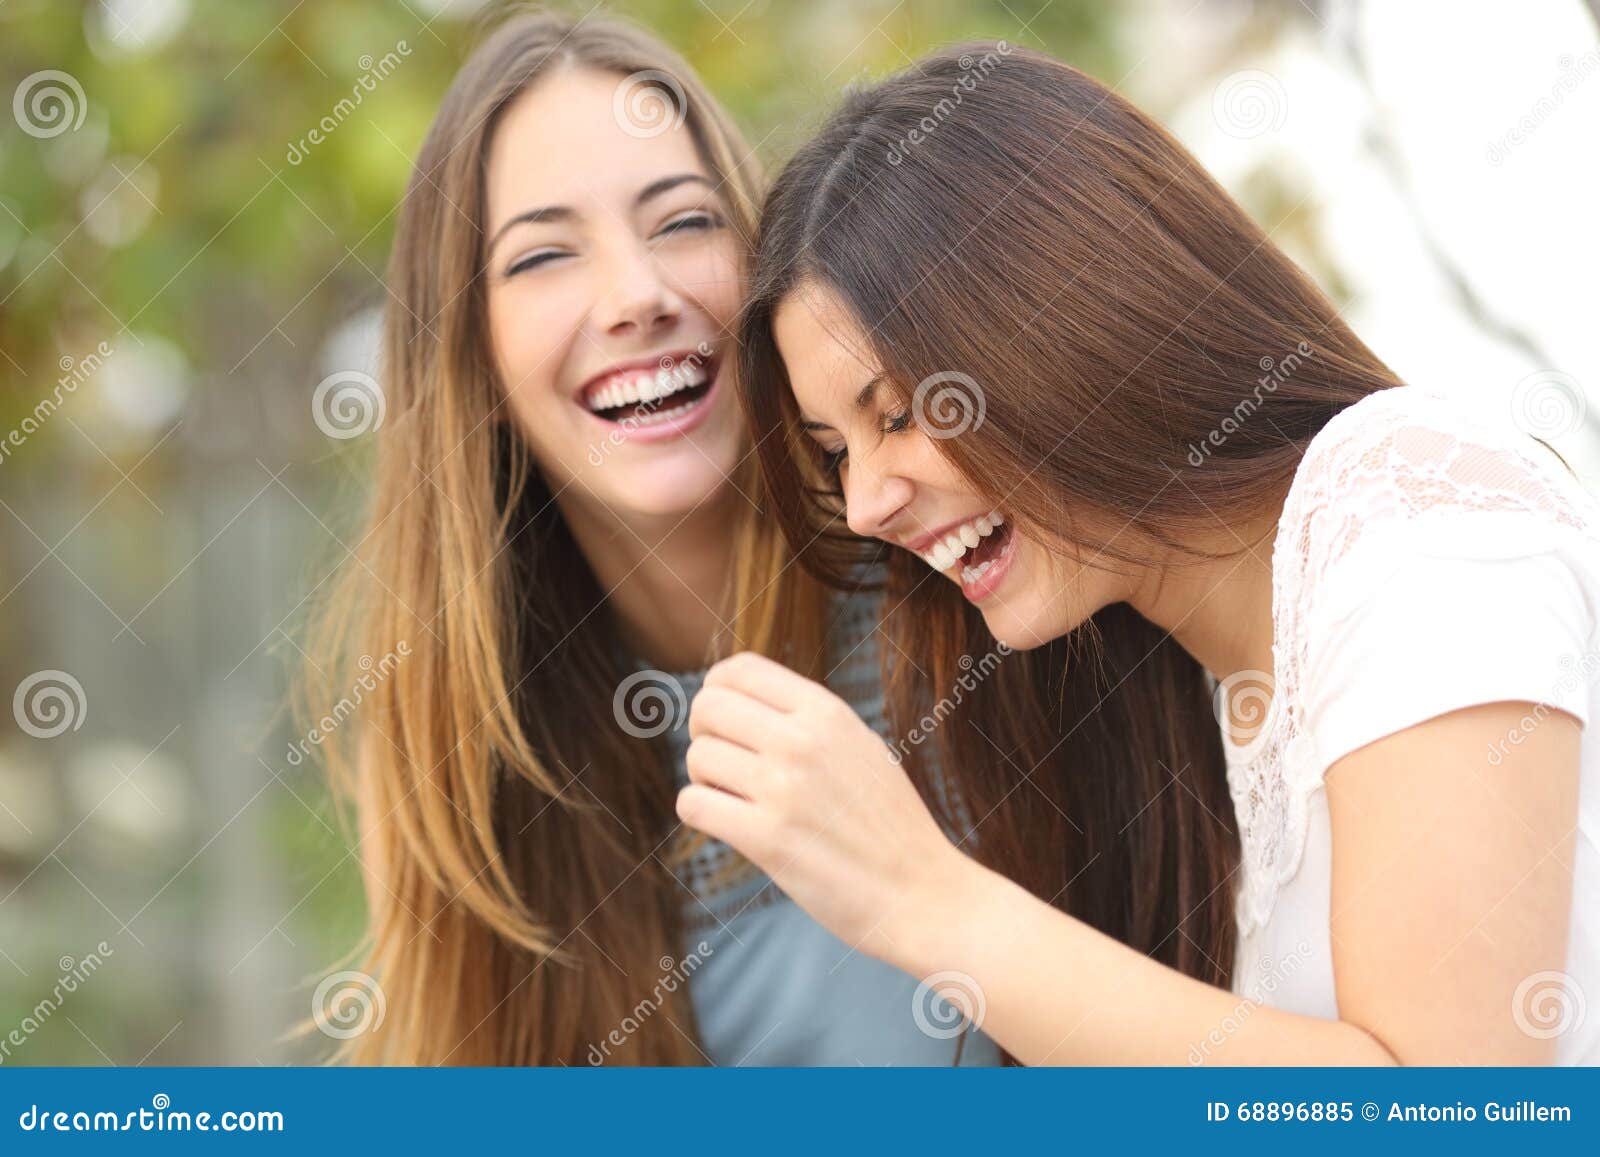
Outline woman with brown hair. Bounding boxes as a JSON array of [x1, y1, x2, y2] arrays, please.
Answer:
[[309, 12, 1001, 1065], [685, 43, 1600, 1064]]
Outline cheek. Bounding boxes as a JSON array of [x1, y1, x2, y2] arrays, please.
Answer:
[[487, 282, 584, 422], [667, 240, 741, 329]]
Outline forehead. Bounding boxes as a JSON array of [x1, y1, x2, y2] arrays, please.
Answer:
[[485, 64, 705, 218], [772, 283, 881, 422]]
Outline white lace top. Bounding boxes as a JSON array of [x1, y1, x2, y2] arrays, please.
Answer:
[[1222, 386, 1600, 1064]]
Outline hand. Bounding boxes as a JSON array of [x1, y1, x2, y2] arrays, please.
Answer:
[[677, 651, 965, 968]]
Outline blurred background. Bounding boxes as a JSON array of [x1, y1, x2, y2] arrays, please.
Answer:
[[1, 0, 1596, 1064]]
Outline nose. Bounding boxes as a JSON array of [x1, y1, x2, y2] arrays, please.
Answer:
[[594, 240, 684, 338], [842, 451, 915, 540]]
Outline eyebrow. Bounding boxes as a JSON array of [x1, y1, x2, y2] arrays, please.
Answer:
[[799, 373, 889, 431], [486, 172, 714, 254]]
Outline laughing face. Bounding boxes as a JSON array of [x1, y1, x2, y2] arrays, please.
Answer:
[[773, 281, 1136, 649], [483, 65, 744, 521]]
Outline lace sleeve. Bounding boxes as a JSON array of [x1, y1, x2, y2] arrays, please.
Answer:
[[1277, 388, 1599, 768]]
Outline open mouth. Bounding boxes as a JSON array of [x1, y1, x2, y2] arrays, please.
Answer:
[[916, 511, 1013, 585], [581, 353, 717, 428]]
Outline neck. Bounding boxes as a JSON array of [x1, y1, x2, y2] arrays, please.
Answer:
[[1125, 509, 1281, 686], [558, 485, 740, 673]]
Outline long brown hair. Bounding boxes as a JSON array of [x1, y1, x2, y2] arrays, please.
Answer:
[[739, 46, 1405, 999], [306, 10, 829, 1065]]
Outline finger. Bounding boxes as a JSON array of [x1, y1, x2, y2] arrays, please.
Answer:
[[684, 735, 766, 800], [687, 684, 788, 750], [703, 651, 819, 713], [676, 784, 768, 857]]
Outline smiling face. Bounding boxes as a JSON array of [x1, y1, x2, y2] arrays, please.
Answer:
[[483, 65, 744, 521], [772, 281, 1137, 649]]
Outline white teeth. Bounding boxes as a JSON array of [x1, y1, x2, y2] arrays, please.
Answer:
[[586, 360, 709, 413], [961, 560, 993, 584], [915, 511, 1007, 573]]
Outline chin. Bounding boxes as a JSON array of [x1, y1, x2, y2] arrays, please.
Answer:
[[603, 452, 738, 518]]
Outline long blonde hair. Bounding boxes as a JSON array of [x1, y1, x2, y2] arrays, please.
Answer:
[[306, 9, 828, 1065]]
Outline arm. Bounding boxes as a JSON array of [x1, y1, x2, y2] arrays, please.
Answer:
[[678, 654, 1581, 1065]]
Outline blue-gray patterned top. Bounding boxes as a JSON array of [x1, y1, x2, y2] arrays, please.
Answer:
[[660, 591, 1002, 1066]]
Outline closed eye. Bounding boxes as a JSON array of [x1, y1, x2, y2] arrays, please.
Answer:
[[654, 211, 722, 238], [505, 249, 568, 277]]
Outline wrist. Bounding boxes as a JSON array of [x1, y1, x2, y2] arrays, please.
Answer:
[[886, 842, 997, 978]]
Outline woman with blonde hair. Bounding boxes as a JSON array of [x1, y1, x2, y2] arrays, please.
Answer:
[[308, 12, 1002, 1065]]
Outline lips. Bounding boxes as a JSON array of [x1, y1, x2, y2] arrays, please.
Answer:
[[903, 510, 1017, 602], [575, 349, 721, 440]]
